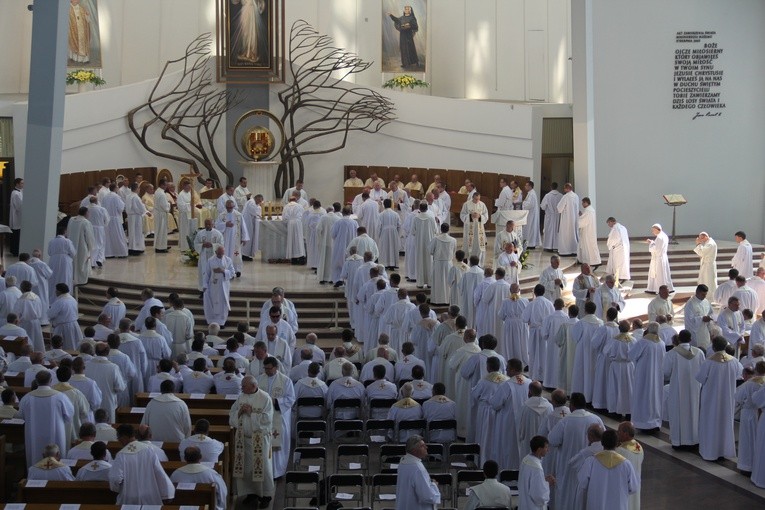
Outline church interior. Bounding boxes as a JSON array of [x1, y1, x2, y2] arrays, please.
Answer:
[[1, 0, 765, 508]]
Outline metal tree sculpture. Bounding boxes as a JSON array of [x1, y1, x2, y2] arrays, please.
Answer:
[[275, 20, 396, 197], [127, 33, 241, 185]]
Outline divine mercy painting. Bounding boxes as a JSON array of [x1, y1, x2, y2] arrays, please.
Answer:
[[227, 0, 272, 69], [382, 0, 427, 73]]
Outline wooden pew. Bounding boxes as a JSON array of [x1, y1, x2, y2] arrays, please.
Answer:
[[343, 186, 364, 205], [2, 506, 205, 510], [115, 407, 231, 427], [0, 336, 29, 357], [3, 373, 24, 388], [134, 393, 236, 410], [17, 480, 216, 509], [0, 420, 24, 446], [68, 459, 222, 477]]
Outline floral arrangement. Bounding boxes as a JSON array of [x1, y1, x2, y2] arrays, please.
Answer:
[[519, 241, 532, 269], [181, 247, 199, 267], [383, 74, 429, 90], [66, 69, 106, 86]]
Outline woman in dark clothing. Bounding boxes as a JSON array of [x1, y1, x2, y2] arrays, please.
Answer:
[[388, 5, 419, 68]]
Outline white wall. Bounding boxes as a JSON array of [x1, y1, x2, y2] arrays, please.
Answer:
[[285, 0, 571, 102], [12, 69, 226, 182], [0, 0, 216, 93], [572, 0, 765, 242]]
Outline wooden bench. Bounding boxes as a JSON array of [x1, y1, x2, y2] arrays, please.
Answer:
[[69, 459, 223, 477], [2, 505, 205, 510], [17, 480, 216, 509], [0, 421, 24, 446], [134, 393, 236, 410], [116, 407, 231, 427], [0, 336, 29, 357]]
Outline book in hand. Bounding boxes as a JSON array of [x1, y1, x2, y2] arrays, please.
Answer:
[[662, 194, 687, 205]]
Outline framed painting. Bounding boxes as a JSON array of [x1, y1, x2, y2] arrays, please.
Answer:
[[67, 0, 103, 68], [382, 0, 427, 73], [217, 0, 285, 84]]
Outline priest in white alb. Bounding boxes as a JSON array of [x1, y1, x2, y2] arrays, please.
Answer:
[[499, 283, 529, 364], [282, 194, 306, 264], [447, 331, 481, 437], [103, 184, 128, 258], [606, 217, 631, 280], [577, 430, 639, 510], [555, 182, 579, 256], [521, 181, 541, 249], [229, 376, 275, 506], [694, 231, 718, 294], [216, 199, 249, 276], [141, 380, 191, 442], [109, 424, 175, 505], [695, 336, 743, 461], [176, 181, 194, 251], [242, 194, 263, 260], [67, 207, 95, 286], [522, 284, 555, 381], [378, 199, 401, 269], [194, 219, 224, 292], [539, 255, 567, 302], [593, 275, 625, 321], [202, 246, 235, 326], [412, 202, 438, 288], [19, 370, 74, 467], [732, 230, 753, 278], [460, 192, 489, 265], [572, 264, 600, 317], [428, 224, 457, 305], [153, 179, 171, 252], [540, 183, 562, 251], [577, 197, 601, 266], [663, 329, 704, 447], [255, 357, 295, 479], [125, 182, 148, 255], [171, 446, 227, 510], [646, 223, 673, 293]]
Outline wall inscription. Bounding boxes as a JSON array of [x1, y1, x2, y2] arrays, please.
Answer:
[[672, 31, 725, 118]]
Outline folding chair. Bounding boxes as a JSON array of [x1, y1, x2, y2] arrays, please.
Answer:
[[296, 420, 327, 446], [368, 398, 397, 419], [447, 443, 481, 471], [334, 419, 365, 443], [371, 473, 398, 509], [336, 444, 370, 474], [397, 378, 413, 389], [332, 398, 363, 422], [284, 471, 321, 507], [379, 444, 406, 471], [295, 396, 326, 419], [291, 446, 327, 476], [395, 418, 426, 442], [499, 469, 520, 497], [327, 473, 365, 507], [430, 472, 454, 508], [426, 419, 457, 443], [365, 419, 394, 444], [424, 443, 445, 470], [455, 470, 486, 508]]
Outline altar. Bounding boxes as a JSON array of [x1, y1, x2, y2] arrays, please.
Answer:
[[260, 219, 288, 261]]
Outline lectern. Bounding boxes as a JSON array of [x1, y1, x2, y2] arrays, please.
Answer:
[[662, 194, 687, 245]]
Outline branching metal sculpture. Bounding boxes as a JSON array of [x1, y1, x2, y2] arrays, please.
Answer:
[[275, 20, 396, 197], [127, 33, 241, 185]]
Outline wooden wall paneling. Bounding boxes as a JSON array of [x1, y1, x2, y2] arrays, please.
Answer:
[[346, 164, 367, 181], [96, 169, 116, 183], [481, 172, 501, 230], [368, 165, 388, 186], [58, 174, 72, 205], [445, 170, 466, 193]]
